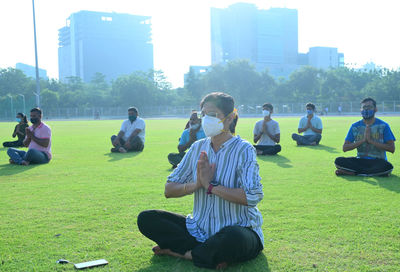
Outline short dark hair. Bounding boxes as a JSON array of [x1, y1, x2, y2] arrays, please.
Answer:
[[200, 92, 238, 134], [128, 107, 138, 114], [30, 107, 42, 115], [262, 103, 273, 111], [306, 103, 315, 110], [361, 97, 376, 108]]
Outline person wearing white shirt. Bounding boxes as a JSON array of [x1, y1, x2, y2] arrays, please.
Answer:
[[253, 103, 281, 155], [292, 102, 323, 146], [111, 107, 145, 153]]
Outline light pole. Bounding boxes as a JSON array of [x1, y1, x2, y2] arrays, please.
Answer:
[[32, 0, 41, 107], [18, 94, 26, 114], [7, 94, 14, 119]]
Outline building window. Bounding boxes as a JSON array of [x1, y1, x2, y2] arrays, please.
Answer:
[[101, 16, 112, 22]]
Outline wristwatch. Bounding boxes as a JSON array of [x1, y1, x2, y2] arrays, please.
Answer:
[[207, 180, 219, 195]]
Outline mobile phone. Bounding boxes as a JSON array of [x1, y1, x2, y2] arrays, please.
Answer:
[[74, 259, 108, 269]]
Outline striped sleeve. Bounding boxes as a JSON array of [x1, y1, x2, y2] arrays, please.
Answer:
[[237, 144, 263, 207], [167, 141, 196, 184]]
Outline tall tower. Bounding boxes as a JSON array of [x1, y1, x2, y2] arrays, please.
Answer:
[[58, 11, 153, 82]]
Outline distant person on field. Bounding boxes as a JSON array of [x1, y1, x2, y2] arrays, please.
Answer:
[[111, 107, 145, 153], [184, 110, 198, 129], [338, 105, 342, 115], [253, 103, 281, 155], [292, 102, 323, 146], [7, 108, 52, 165], [335, 97, 396, 176], [3, 112, 29, 148], [168, 111, 206, 168]]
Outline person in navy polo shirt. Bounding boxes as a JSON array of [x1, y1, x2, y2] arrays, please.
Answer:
[[335, 97, 396, 176]]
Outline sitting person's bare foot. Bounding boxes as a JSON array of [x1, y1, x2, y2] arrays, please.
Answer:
[[216, 262, 228, 270], [152, 246, 173, 256], [335, 169, 355, 176], [9, 159, 15, 164], [119, 147, 127, 153], [21, 160, 30, 166]]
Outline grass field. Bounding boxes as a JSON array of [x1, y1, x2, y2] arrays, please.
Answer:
[[0, 116, 399, 272]]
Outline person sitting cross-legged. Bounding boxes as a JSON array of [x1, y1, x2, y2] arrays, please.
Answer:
[[292, 102, 323, 146], [111, 107, 145, 153], [137, 92, 264, 269], [168, 111, 206, 168], [3, 112, 29, 148], [253, 103, 281, 155], [7, 108, 52, 166], [335, 97, 396, 176]]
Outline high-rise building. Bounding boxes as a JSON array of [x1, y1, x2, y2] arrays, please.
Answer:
[[308, 47, 342, 70], [58, 11, 153, 82], [16, 63, 48, 79], [211, 3, 299, 78]]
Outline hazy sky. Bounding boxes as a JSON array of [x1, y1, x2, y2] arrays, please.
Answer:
[[1, 0, 399, 87]]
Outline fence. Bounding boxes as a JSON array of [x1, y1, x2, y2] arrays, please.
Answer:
[[1, 101, 400, 121]]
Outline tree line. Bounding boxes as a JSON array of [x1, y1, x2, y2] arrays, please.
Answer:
[[1, 60, 399, 115]]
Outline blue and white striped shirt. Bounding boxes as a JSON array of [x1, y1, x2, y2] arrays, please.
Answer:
[[167, 136, 264, 245]]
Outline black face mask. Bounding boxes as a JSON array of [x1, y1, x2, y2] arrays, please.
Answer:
[[129, 115, 137, 122], [30, 117, 39, 124]]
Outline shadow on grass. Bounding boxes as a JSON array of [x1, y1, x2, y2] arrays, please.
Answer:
[[257, 154, 292, 168], [338, 174, 400, 193], [0, 163, 39, 177], [295, 144, 339, 153], [104, 151, 141, 162], [136, 251, 269, 272]]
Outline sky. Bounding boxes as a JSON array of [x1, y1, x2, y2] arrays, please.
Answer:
[[1, 0, 400, 87]]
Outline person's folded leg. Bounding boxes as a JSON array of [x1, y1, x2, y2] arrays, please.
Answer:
[[128, 135, 144, 151], [191, 226, 263, 269], [25, 149, 49, 164], [7, 148, 27, 165], [137, 210, 199, 255]]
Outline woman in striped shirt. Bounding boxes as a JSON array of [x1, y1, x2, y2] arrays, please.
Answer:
[[138, 92, 264, 269]]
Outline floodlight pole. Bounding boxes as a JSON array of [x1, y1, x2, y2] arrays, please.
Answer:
[[32, 0, 41, 107], [18, 94, 26, 114], [8, 94, 14, 119]]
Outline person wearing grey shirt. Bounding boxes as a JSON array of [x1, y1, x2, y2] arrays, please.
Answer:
[[137, 92, 264, 269], [292, 102, 323, 146], [253, 103, 281, 155]]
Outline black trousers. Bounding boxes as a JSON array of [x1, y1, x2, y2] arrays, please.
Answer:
[[335, 157, 394, 176], [254, 144, 281, 155], [3, 140, 24, 148], [292, 133, 322, 145], [167, 152, 185, 167], [137, 210, 263, 269], [111, 135, 144, 151]]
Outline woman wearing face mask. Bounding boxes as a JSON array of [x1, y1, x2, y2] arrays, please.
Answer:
[[138, 92, 264, 269], [2, 113, 29, 148]]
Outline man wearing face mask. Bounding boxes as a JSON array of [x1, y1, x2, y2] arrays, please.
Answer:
[[111, 107, 145, 153], [292, 102, 323, 146], [168, 111, 206, 168], [334, 97, 396, 176], [253, 103, 281, 155], [7, 108, 52, 165]]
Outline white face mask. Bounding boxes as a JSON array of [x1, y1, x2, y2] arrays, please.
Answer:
[[201, 115, 224, 137], [262, 110, 270, 117], [190, 123, 200, 130]]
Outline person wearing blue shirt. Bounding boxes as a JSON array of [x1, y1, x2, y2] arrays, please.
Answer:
[[335, 97, 396, 176], [168, 112, 206, 168], [292, 102, 323, 146]]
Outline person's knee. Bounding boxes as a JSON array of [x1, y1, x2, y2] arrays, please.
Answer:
[[276, 145, 282, 152], [7, 148, 14, 156], [334, 157, 346, 166], [216, 226, 248, 248], [291, 133, 297, 140], [137, 210, 156, 231]]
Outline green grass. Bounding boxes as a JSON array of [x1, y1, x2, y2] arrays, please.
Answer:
[[0, 117, 399, 272]]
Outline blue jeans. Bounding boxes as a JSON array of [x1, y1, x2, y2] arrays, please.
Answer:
[[7, 148, 49, 165], [292, 133, 322, 145]]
